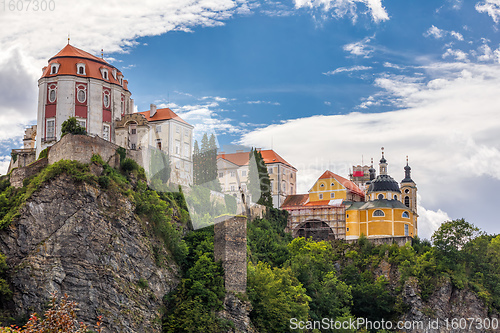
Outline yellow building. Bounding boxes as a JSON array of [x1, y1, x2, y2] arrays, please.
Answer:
[[282, 150, 418, 242]]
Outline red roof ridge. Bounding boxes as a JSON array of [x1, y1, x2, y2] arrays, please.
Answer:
[[51, 44, 108, 64], [317, 170, 365, 198], [138, 107, 191, 126]]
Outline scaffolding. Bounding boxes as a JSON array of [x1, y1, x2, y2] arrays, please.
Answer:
[[286, 205, 346, 241]]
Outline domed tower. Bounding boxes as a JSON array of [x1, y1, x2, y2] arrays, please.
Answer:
[[400, 156, 417, 214], [366, 149, 401, 201], [36, 43, 133, 157]]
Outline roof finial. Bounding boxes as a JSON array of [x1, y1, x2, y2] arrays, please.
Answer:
[[101, 49, 104, 59], [406, 155, 409, 165], [67, 33, 70, 44], [371, 157, 373, 167]]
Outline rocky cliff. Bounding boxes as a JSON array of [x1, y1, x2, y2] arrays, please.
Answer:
[[0, 173, 179, 332], [373, 259, 498, 333]]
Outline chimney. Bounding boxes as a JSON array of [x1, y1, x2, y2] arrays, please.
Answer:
[[150, 104, 157, 117]]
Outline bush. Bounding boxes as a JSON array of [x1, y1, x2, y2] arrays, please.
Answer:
[[0, 292, 103, 332], [121, 158, 139, 172], [91, 154, 105, 165], [37, 148, 49, 160], [61, 117, 86, 136], [98, 175, 110, 189]]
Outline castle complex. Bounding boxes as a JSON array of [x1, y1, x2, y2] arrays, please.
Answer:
[[281, 150, 417, 242], [8, 43, 193, 186]]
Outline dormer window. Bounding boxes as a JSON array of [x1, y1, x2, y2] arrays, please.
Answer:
[[50, 63, 60, 74], [100, 68, 109, 80], [112, 69, 117, 80], [76, 63, 86, 75], [118, 74, 123, 85]]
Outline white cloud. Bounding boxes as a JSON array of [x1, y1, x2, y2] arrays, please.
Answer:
[[323, 65, 372, 75], [476, 0, 500, 23], [442, 48, 469, 61], [240, 62, 500, 237], [293, 0, 389, 23], [246, 100, 281, 105], [418, 196, 451, 240], [424, 25, 463, 41], [343, 36, 375, 58]]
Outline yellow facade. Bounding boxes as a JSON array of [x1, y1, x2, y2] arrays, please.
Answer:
[[309, 176, 347, 202]]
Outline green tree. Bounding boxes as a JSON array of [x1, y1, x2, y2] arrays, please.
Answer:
[[432, 218, 482, 263], [247, 149, 272, 207], [247, 261, 310, 333], [61, 117, 86, 136]]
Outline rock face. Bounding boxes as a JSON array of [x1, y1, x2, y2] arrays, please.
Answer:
[[0, 174, 179, 332], [218, 293, 256, 333], [399, 277, 498, 333]]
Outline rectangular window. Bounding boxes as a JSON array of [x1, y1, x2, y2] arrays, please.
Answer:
[[77, 119, 86, 129], [184, 129, 189, 137], [131, 143, 136, 150], [184, 143, 190, 157], [103, 125, 110, 141], [131, 128, 136, 134], [319, 193, 323, 200], [330, 192, 335, 198], [404, 224, 409, 236], [175, 141, 180, 155], [242, 170, 246, 177], [46, 119, 55, 139], [230, 185, 236, 191], [156, 125, 161, 133], [268, 167, 273, 174], [219, 172, 224, 178], [230, 171, 235, 177], [156, 140, 162, 150], [176, 126, 180, 133]]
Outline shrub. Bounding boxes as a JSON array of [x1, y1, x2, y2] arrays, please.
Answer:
[[0, 292, 103, 332], [91, 154, 105, 165], [116, 147, 126, 163], [121, 158, 139, 172], [98, 175, 110, 189], [61, 117, 86, 136], [37, 148, 49, 160]]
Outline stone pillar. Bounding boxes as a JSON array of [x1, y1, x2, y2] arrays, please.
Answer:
[[214, 215, 247, 294]]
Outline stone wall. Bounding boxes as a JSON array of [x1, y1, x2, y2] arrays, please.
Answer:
[[10, 158, 48, 188], [347, 235, 413, 246], [214, 215, 247, 294], [48, 134, 121, 168]]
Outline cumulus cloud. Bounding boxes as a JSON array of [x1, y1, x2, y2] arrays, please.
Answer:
[[424, 25, 464, 41], [240, 62, 500, 237], [343, 36, 375, 57], [323, 65, 372, 75], [245, 100, 281, 105], [293, 0, 389, 23], [476, 0, 500, 23], [442, 48, 469, 61]]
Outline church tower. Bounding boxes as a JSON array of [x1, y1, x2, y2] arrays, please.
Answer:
[[379, 147, 388, 175], [400, 156, 418, 233]]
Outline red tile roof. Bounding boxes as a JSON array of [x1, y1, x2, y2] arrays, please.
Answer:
[[217, 149, 296, 170], [41, 44, 126, 89], [138, 108, 190, 126], [319, 170, 365, 197], [280, 194, 309, 208]]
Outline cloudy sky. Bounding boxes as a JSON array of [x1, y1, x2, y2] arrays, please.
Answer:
[[1, 0, 500, 239]]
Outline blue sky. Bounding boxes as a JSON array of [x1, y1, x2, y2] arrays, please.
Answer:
[[1, 0, 500, 239]]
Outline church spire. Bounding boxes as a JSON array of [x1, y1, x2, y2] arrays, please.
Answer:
[[402, 156, 414, 183], [379, 147, 387, 175]]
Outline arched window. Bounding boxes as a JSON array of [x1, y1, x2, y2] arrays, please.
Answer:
[[394, 194, 398, 200], [77, 87, 86, 103], [405, 188, 410, 194], [331, 182, 335, 187], [373, 209, 385, 217], [404, 196, 410, 207], [320, 183, 325, 188], [402, 211, 409, 218], [48, 87, 56, 103], [378, 194, 384, 200]]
